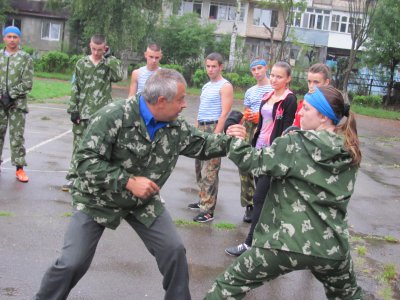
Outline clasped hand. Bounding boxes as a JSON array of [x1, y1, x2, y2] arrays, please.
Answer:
[[226, 124, 246, 140], [126, 176, 160, 199]]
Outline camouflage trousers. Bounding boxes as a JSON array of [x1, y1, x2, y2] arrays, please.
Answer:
[[204, 248, 363, 300], [239, 121, 257, 207], [0, 106, 27, 166], [195, 123, 221, 213], [66, 120, 89, 181]]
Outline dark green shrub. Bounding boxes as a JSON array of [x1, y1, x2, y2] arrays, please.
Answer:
[[352, 95, 383, 107], [22, 45, 35, 55], [69, 54, 84, 69], [35, 51, 70, 73], [224, 72, 240, 88], [192, 69, 208, 88], [240, 74, 256, 89], [161, 64, 184, 74], [290, 81, 308, 98]]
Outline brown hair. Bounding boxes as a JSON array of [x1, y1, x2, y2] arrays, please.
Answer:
[[147, 43, 161, 52], [308, 63, 331, 81], [273, 61, 292, 76], [319, 85, 362, 166], [206, 52, 224, 65], [91, 34, 106, 45]]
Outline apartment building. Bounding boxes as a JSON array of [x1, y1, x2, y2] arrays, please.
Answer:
[[176, 0, 365, 66]]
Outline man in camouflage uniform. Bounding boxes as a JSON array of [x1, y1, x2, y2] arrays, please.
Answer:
[[0, 26, 33, 182], [63, 34, 123, 190], [34, 69, 231, 300]]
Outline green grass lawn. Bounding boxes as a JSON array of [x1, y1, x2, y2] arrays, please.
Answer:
[[30, 75, 400, 120], [352, 104, 400, 120], [30, 78, 71, 101]]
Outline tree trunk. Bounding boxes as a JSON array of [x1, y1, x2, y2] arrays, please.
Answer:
[[227, 0, 241, 71], [385, 60, 395, 106], [342, 48, 357, 103]]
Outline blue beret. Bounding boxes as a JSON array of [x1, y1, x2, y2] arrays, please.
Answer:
[[3, 26, 21, 37]]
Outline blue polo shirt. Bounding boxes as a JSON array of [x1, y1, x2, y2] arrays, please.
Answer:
[[139, 96, 168, 140]]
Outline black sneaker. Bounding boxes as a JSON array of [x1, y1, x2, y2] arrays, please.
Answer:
[[193, 212, 214, 223], [225, 243, 250, 256], [243, 205, 253, 223], [188, 202, 200, 210]]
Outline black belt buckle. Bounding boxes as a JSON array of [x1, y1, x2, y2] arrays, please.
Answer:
[[198, 120, 218, 126]]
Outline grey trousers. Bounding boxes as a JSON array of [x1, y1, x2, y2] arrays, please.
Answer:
[[34, 210, 190, 300]]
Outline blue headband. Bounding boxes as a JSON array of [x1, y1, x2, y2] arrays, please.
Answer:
[[304, 87, 340, 125], [3, 26, 21, 37], [250, 59, 267, 68]]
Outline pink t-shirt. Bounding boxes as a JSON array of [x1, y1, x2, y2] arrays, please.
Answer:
[[255, 102, 274, 149]]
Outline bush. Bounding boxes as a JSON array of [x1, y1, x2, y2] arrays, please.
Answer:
[[35, 51, 70, 73], [69, 54, 84, 69], [352, 95, 383, 107], [192, 69, 208, 88], [290, 81, 308, 98], [161, 64, 184, 74], [224, 72, 240, 88], [241, 74, 256, 89]]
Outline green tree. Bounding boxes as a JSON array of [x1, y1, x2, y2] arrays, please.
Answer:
[[0, 0, 11, 26], [363, 0, 400, 106], [155, 13, 216, 66], [46, 0, 169, 77], [341, 0, 376, 100]]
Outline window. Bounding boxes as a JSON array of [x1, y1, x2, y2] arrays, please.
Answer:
[[331, 14, 340, 31], [340, 16, 347, 32], [5, 18, 21, 29], [209, 2, 244, 21], [293, 12, 301, 27], [253, 8, 278, 28], [331, 14, 351, 33], [180, 1, 202, 17], [293, 7, 330, 31], [271, 10, 278, 27], [348, 16, 362, 33], [41, 21, 61, 41]]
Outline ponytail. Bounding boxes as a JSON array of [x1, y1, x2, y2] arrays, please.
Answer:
[[335, 111, 362, 166]]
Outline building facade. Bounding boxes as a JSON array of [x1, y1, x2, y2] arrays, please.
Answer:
[[4, 0, 69, 55], [175, 0, 366, 67]]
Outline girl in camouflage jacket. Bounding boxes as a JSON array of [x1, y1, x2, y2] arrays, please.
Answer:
[[205, 85, 363, 300]]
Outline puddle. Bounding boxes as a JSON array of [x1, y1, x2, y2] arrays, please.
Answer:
[[0, 287, 19, 296]]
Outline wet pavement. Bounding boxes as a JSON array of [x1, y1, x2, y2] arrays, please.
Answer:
[[0, 87, 399, 299]]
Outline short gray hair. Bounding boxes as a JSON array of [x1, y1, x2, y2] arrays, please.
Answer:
[[142, 69, 187, 104]]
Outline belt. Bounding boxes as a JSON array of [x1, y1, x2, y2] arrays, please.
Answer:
[[198, 120, 218, 125]]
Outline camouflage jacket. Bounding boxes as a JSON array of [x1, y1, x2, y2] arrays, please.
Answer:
[[0, 49, 33, 112], [71, 97, 230, 229], [227, 130, 358, 260], [68, 55, 123, 119]]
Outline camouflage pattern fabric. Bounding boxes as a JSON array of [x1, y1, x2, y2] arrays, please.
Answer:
[[227, 130, 357, 260], [195, 123, 221, 213], [205, 129, 363, 299], [0, 107, 27, 166], [71, 97, 230, 229], [0, 50, 33, 166], [238, 120, 256, 207], [66, 55, 123, 180], [67, 55, 123, 119], [205, 248, 363, 299], [66, 120, 89, 181]]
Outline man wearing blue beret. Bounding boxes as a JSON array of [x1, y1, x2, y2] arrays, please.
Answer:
[[0, 26, 33, 182]]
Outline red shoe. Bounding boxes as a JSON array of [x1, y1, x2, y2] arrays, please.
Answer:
[[16, 169, 29, 182]]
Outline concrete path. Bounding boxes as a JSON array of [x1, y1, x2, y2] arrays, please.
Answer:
[[0, 90, 399, 299]]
